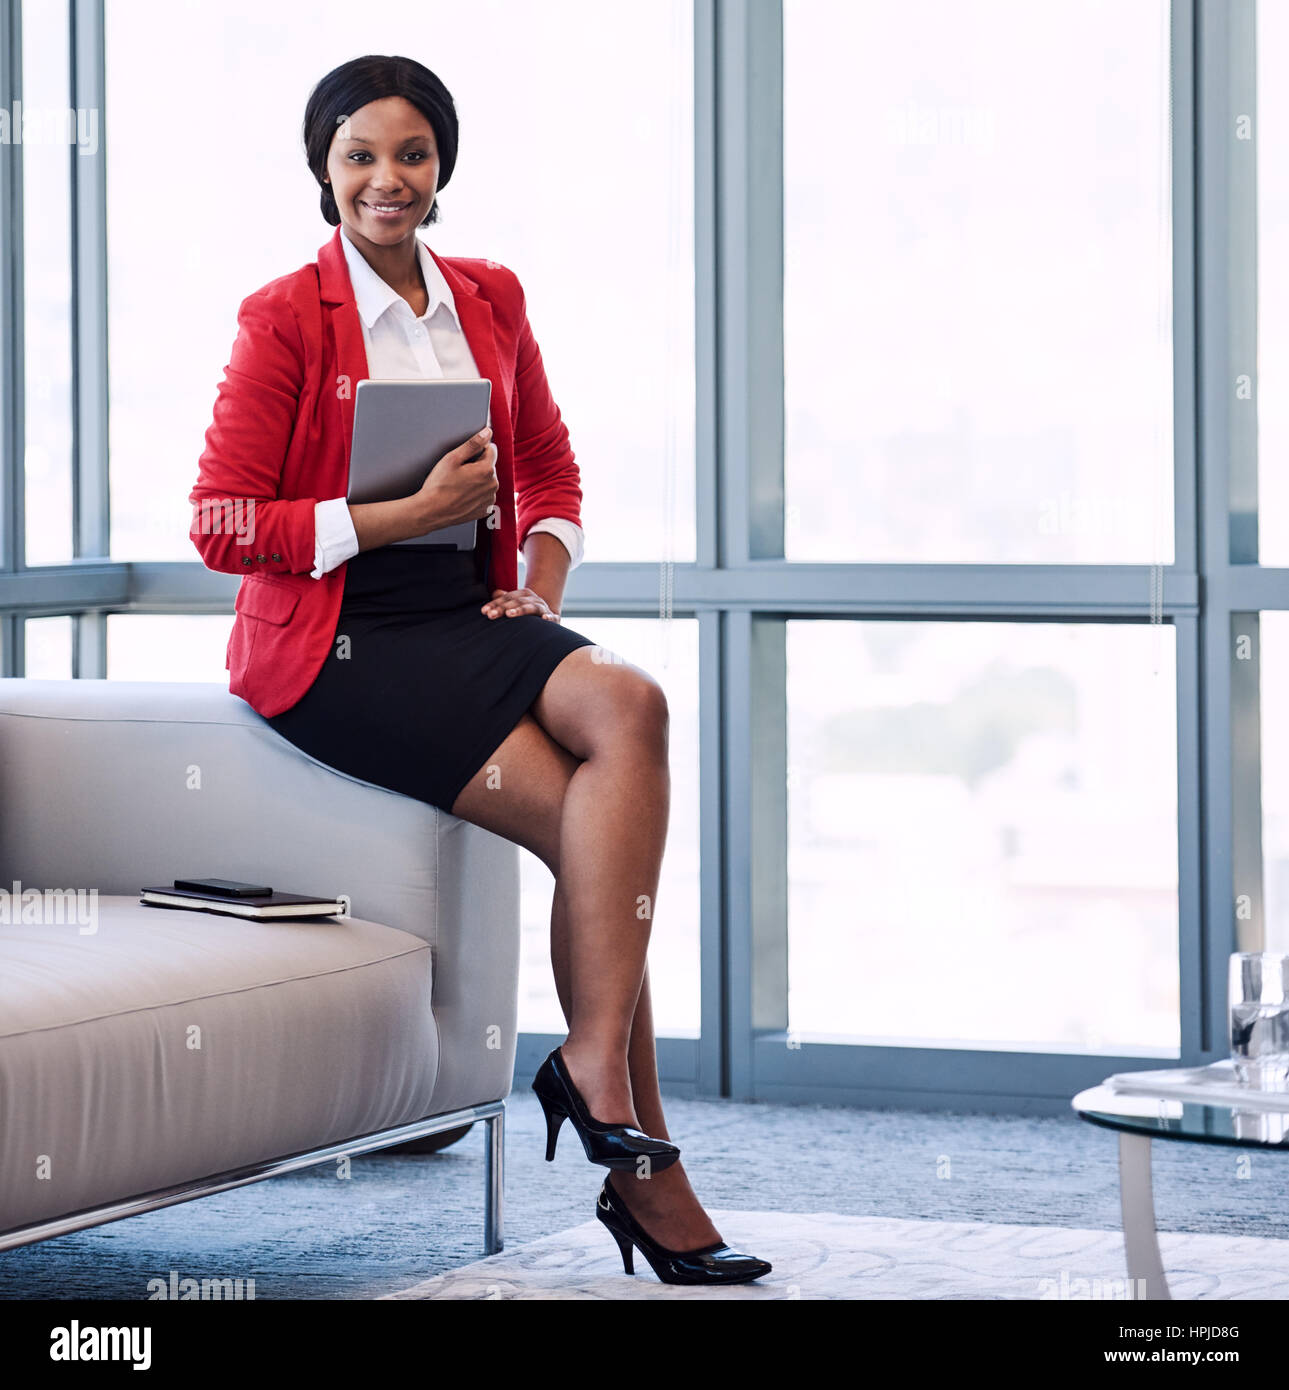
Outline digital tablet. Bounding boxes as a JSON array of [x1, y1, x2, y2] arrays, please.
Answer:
[[347, 378, 492, 549]]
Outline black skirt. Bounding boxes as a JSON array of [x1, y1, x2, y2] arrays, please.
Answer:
[[265, 540, 596, 812]]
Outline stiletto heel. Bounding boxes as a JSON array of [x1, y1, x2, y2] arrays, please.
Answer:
[[607, 1224, 635, 1274], [531, 1047, 680, 1172], [595, 1178, 772, 1286], [537, 1094, 567, 1162]]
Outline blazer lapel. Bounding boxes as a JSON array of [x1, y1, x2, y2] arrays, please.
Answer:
[[428, 241, 520, 572], [423, 242, 514, 423], [316, 228, 369, 476]]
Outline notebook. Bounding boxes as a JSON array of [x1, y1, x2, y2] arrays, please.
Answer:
[[139, 885, 346, 921]]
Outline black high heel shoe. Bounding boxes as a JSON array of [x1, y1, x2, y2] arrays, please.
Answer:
[[531, 1047, 680, 1172], [596, 1177, 773, 1285]]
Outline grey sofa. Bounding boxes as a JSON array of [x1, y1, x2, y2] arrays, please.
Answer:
[[0, 678, 519, 1253]]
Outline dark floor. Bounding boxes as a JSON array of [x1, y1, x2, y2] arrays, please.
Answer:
[[3, 1091, 1288, 1299]]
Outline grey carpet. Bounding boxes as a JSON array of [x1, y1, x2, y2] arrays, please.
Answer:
[[3, 1092, 1288, 1300]]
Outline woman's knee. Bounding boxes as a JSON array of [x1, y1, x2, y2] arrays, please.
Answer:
[[595, 667, 669, 757], [534, 648, 670, 763]]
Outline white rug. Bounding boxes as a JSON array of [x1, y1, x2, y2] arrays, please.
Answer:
[[382, 1212, 1289, 1300]]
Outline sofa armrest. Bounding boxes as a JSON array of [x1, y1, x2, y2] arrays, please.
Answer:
[[0, 678, 520, 1109]]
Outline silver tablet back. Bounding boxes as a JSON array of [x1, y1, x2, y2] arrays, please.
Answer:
[[347, 378, 493, 548]]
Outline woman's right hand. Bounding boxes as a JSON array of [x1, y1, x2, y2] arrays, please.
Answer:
[[413, 426, 498, 531]]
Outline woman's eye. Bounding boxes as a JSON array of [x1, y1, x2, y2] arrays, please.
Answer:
[[346, 150, 428, 162]]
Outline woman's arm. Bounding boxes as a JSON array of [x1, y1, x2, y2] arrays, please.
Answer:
[[519, 531, 571, 614], [507, 271, 583, 558], [189, 292, 319, 576], [353, 426, 497, 551], [347, 496, 437, 552]]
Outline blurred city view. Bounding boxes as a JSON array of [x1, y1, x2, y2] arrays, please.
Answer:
[[787, 621, 1178, 1053]]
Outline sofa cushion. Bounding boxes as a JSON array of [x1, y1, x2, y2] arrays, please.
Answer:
[[0, 897, 438, 1235]]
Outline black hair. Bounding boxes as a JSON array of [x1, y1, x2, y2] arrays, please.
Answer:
[[303, 54, 459, 227]]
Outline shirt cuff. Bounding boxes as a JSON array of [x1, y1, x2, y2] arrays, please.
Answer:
[[311, 497, 360, 579], [525, 517, 584, 570]]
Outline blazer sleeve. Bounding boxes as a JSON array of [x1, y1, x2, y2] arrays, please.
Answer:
[[508, 271, 583, 548], [188, 290, 319, 576]]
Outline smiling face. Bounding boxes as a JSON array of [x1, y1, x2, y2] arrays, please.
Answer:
[[325, 95, 440, 249]]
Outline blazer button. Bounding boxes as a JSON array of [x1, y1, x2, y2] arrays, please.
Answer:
[[242, 557, 252, 566], [256, 554, 267, 562], [271, 553, 281, 562]]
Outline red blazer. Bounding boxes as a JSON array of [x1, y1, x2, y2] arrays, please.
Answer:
[[188, 227, 582, 718]]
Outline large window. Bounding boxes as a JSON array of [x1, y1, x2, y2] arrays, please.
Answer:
[[21, 0, 74, 565], [1260, 614, 1289, 946], [783, 0, 1173, 565], [23, 616, 72, 678], [5, 0, 1286, 1110], [104, 0, 694, 565], [787, 620, 1178, 1053], [1257, 0, 1289, 563], [106, 615, 234, 683]]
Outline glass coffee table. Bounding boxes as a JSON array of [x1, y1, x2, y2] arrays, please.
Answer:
[[1072, 1083, 1289, 1301]]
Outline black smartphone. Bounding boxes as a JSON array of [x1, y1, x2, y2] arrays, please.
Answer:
[[172, 878, 273, 898]]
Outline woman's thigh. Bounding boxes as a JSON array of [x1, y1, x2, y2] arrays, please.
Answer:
[[449, 710, 579, 873]]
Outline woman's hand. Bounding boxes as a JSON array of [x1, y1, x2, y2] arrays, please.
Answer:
[[482, 587, 561, 622], [412, 427, 499, 533]]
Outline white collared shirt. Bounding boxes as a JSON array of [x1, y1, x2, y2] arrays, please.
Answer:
[[310, 227, 584, 578]]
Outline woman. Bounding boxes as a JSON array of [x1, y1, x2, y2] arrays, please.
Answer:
[[188, 53, 769, 1287]]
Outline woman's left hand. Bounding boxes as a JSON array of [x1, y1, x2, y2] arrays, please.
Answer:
[[482, 587, 561, 622]]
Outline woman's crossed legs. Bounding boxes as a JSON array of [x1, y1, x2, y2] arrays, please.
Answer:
[[450, 643, 722, 1251]]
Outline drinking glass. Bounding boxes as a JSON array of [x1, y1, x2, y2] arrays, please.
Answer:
[[1230, 953, 1289, 1089]]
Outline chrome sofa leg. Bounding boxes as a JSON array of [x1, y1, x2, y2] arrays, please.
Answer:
[[484, 1106, 504, 1254]]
